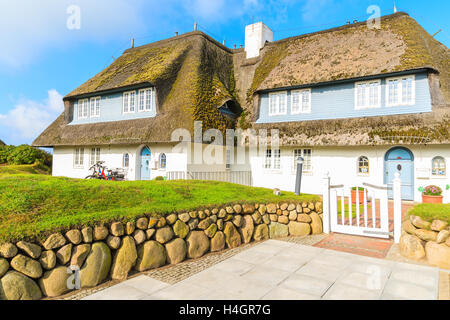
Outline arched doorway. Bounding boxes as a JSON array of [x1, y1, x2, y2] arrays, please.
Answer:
[[140, 146, 151, 180], [384, 147, 414, 200]]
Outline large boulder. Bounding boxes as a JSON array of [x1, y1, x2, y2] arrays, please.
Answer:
[[155, 226, 174, 244], [239, 215, 254, 244], [165, 238, 186, 264], [402, 220, 417, 234], [253, 224, 269, 241], [80, 242, 111, 288], [224, 222, 242, 248], [166, 213, 178, 225], [198, 218, 212, 230], [16, 241, 41, 259], [0, 258, 9, 278], [186, 231, 210, 258], [135, 241, 167, 271], [65, 229, 82, 245], [10, 254, 42, 279], [39, 250, 56, 270], [56, 244, 73, 265], [173, 220, 189, 239], [266, 203, 277, 214], [310, 212, 323, 234], [70, 244, 91, 267], [0, 243, 18, 258], [42, 233, 66, 250], [106, 235, 121, 249], [430, 220, 448, 232], [251, 212, 262, 224], [204, 223, 218, 238], [210, 231, 225, 252], [93, 225, 109, 241], [110, 222, 124, 237], [288, 222, 311, 236], [410, 216, 431, 230], [399, 234, 425, 261], [437, 230, 450, 244], [425, 241, 450, 269], [0, 271, 42, 300], [110, 236, 137, 280], [136, 217, 149, 230], [39, 266, 72, 297], [81, 227, 93, 243], [269, 222, 289, 238], [414, 229, 438, 242], [133, 230, 146, 245], [297, 214, 312, 223]]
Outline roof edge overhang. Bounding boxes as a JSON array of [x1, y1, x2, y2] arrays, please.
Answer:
[[64, 81, 153, 101], [256, 67, 436, 94]]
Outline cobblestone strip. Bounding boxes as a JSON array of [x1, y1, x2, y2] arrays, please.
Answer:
[[439, 271, 450, 300]]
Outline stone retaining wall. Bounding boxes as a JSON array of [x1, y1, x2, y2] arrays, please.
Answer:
[[0, 201, 323, 300], [400, 215, 450, 269]]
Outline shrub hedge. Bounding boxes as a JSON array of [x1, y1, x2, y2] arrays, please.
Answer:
[[0, 144, 52, 167]]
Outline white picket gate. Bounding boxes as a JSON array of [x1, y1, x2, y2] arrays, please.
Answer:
[[322, 172, 402, 243]]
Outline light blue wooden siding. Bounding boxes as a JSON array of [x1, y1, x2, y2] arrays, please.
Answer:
[[70, 90, 156, 125], [256, 72, 432, 123]]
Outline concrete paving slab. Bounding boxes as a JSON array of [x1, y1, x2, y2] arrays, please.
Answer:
[[240, 265, 291, 287], [280, 273, 333, 297], [296, 260, 344, 282], [261, 287, 321, 300], [322, 283, 381, 300], [382, 279, 437, 300]]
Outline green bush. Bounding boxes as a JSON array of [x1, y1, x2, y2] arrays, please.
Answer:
[[0, 145, 15, 164], [154, 176, 165, 181], [5, 145, 52, 166]]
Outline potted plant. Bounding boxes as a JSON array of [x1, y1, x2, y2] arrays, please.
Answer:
[[351, 187, 368, 204], [422, 185, 443, 204]]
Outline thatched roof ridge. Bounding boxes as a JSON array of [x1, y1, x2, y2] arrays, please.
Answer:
[[0, 139, 5, 146]]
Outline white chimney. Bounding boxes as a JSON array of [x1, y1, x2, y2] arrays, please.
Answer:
[[244, 22, 273, 59]]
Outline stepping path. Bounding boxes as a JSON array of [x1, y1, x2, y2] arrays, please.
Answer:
[[82, 239, 440, 300]]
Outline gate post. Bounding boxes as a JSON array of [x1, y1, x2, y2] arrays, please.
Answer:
[[393, 172, 402, 243], [322, 171, 331, 234]]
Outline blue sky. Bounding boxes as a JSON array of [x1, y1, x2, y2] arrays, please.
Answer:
[[0, 0, 448, 146]]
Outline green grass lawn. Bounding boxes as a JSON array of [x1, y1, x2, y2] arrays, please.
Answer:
[[407, 203, 450, 222], [0, 163, 51, 175], [0, 172, 319, 243]]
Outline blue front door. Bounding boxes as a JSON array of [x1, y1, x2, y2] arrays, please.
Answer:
[[384, 147, 414, 200], [140, 147, 151, 180]]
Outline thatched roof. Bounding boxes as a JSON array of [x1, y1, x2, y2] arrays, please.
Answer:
[[33, 32, 237, 147], [0, 139, 5, 146], [33, 12, 449, 148]]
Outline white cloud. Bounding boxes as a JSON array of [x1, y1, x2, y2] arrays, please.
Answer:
[[0, 0, 147, 68], [0, 90, 64, 142]]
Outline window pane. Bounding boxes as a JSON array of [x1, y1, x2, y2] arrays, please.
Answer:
[[369, 82, 378, 106], [123, 93, 129, 113], [129, 92, 135, 112], [358, 156, 369, 173], [302, 91, 310, 112], [357, 84, 366, 107], [146, 89, 152, 111], [303, 149, 311, 171], [79, 148, 84, 165], [292, 92, 300, 113], [273, 149, 280, 169], [264, 149, 271, 168], [139, 91, 145, 111], [402, 77, 412, 104], [269, 95, 276, 114], [389, 80, 399, 105], [279, 93, 286, 114]]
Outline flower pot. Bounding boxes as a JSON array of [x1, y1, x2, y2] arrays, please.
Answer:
[[422, 194, 443, 204], [351, 189, 367, 204]]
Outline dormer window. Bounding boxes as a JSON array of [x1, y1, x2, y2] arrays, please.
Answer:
[[123, 91, 136, 113], [138, 88, 155, 112], [386, 75, 415, 106], [78, 99, 89, 119], [90, 97, 101, 117], [268, 91, 287, 116], [291, 89, 311, 114], [354, 80, 381, 109]]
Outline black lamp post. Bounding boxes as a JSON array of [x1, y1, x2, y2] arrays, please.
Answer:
[[295, 156, 304, 195]]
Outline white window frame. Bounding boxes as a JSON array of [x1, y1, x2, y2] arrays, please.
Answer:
[[73, 147, 84, 168], [159, 153, 167, 170], [78, 99, 89, 119], [354, 80, 381, 110], [225, 149, 231, 170], [89, 147, 101, 166], [357, 156, 370, 175], [386, 75, 415, 107], [293, 149, 312, 173], [138, 88, 154, 112], [431, 156, 446, 177], [123, 90, 136, 114], [264, 148, 281, 170], [291, 89, 312, 114], [123, 153, 130, 168], [268, 91, 288, 116], [89, 97, 101, 118]]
